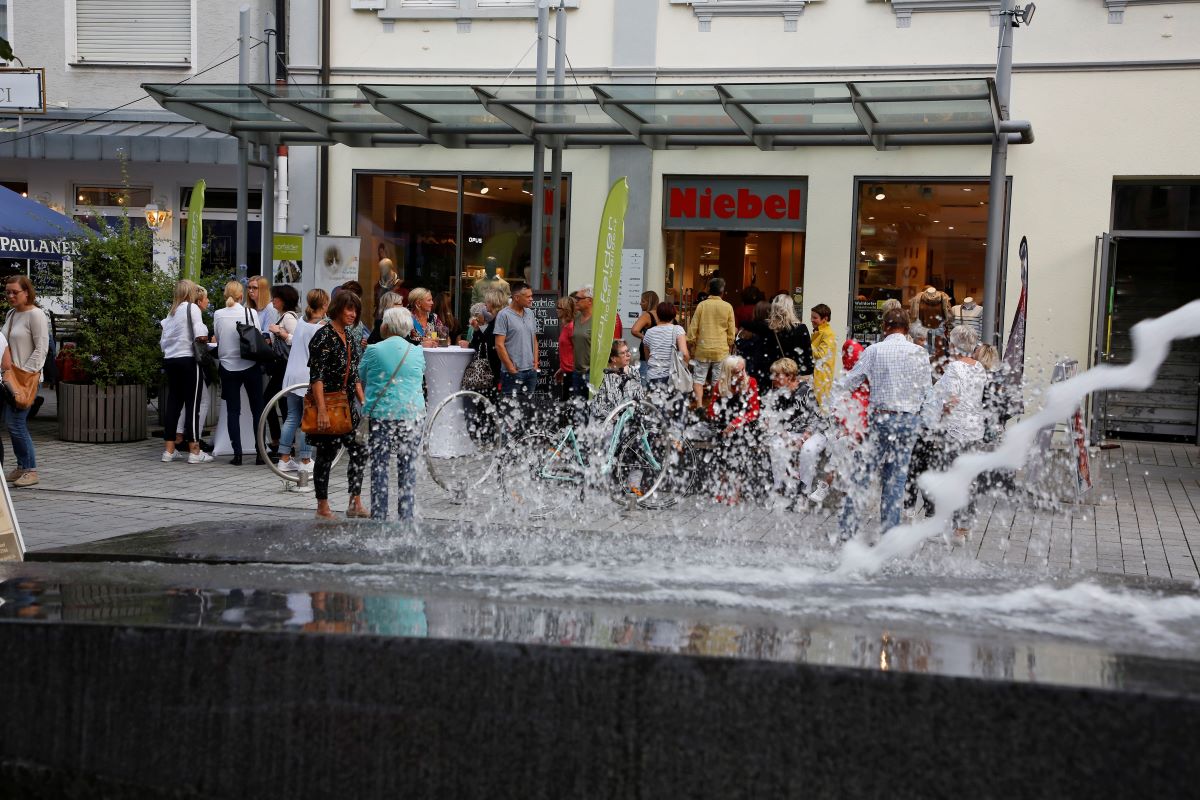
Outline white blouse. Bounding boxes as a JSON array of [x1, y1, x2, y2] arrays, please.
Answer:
[[284, 318, 327, 396], [928, 359, 989, 444], [213, 303, 259, 372], [159, 303, 209, 360]]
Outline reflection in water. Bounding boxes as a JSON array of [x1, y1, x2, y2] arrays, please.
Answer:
[[0, 574, 1174, 693]]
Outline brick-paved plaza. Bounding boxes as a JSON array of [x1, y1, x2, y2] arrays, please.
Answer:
[[8, 392, 1200, 584]]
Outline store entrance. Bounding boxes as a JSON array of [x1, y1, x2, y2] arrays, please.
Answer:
[[664, 229, 805, 322], [1095, 237, 1200, 443]]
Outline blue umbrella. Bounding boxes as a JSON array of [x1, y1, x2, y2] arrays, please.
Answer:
[[0, 184, 84, 261]]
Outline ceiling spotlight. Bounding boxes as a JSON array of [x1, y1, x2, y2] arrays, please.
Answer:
[[521, 180, 532, 195], [867, 216, 875, 221], [417, 178, 430, 192], [872, 186, 886, 201], [962, 187, 973, 192], [933, 219, 941, 223], [948, 226, 955, 230], [479, 181, 489, 195]]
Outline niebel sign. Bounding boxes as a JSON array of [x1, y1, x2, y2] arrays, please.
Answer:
[[663, 176, 807, 232]]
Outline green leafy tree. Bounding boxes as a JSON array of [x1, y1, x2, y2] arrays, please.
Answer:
[[70, 213, 174, 387]]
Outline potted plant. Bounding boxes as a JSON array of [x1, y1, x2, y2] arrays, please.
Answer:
[[58, 209, 174, 443]]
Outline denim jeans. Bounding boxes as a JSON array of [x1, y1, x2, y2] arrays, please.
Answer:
[[369, 418, 423, 520], [5, 403, 34, 469], [500, 369, 538, 403], [279, 392, 311, 459], [839, 409, 919, 538]]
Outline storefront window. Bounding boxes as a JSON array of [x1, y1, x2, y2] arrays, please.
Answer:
[[354, 172, 569, 323], [1112, 183, 1200, 231], [851, 180, 989, 343]]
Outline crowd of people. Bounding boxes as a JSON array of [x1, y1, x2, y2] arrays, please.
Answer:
[[157, 269, 1009, 545]]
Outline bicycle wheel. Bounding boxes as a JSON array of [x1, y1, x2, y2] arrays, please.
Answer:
[[631, 434, 700, 510], [257, 383, 341, 484], [500, 431, 583, 518], [423, 389, 504, 496], [600, 400, 674, 508]]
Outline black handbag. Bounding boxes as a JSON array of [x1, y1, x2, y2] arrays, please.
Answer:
[[237, 306, 275, 364], [271, 311, 296, 364], [188, 302, 219, 386]]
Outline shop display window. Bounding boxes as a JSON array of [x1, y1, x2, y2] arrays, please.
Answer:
[[355, 173, 568, 324], [851, 180, 989, 343]]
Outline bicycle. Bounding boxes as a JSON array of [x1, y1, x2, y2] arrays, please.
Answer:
[[501, 398, 699, 517]]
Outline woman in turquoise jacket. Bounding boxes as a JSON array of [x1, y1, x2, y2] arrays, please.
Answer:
[[358, 306, 427, 520]]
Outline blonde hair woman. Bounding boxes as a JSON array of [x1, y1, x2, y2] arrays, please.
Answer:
[[159, 279, 212, 465], [708, 354, 761, 504], [407, 287, 445, 344], [213, 280, 266, 465], [277, 288, 330, 473], [369, 290, 405, 344], [247, 275, 276, 333]]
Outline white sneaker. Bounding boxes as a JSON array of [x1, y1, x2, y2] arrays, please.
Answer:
[[187, 451, 215, 464], [161, 450, 181, 463], [298, 459, 315, 472], [278, 458, 299, 473], [808, 482, 830, 504]]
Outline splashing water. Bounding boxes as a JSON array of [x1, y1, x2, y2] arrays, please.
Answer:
[[838, 299, 1200, 575]]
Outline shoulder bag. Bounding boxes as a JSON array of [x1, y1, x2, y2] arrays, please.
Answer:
[[187, 302, 219, 386], [301, 331, 354, 436], [1, 313, 41, 410], [354, 341, 413, 447], [237, 306, 275, 364], [271, 311, 297, 364], [669, 328, 694, 394]]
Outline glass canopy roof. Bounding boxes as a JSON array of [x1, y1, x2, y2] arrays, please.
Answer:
[[142, 79, 1031, 151]]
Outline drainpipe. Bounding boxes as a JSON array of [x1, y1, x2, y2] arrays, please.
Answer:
[[276, 146, 289, 232], [318, 0, 331, 236], [530, 1, 549, 291], [236, 5, 251, 281], [548, 0, 567, 293], [981, 0, 1015, 347]]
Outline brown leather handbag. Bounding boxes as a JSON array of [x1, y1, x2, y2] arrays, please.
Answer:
[[301, 332, 353, 436], [3, 364, 39, 410]]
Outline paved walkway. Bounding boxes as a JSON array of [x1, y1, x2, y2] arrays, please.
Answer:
[[7, 392, 1200, 584]]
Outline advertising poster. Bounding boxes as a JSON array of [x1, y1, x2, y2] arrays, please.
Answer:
[[272, 233, 303, 285], [618, 249, 645, 345], [0, 478, 25, 562], [315, 235, 361, 292]]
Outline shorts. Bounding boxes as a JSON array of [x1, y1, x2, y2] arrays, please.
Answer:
[[689, 359, 722, 384]]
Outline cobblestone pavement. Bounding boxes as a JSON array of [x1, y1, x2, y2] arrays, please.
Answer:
[[7, 394, 1200, 585]]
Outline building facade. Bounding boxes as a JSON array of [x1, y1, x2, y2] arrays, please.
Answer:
[[0, 0, 273, 309]]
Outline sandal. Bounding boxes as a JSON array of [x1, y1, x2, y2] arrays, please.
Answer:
[[345, 506, 371, 519]]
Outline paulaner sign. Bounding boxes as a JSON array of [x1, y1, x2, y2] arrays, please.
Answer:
[[663, 176, 808, 232], [0, 236, 81, 260]]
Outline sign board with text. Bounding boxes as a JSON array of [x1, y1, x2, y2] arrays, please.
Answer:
[[663, 176, 807, 232], [0, 69, 46, 114], [532, 290, 562, 394]]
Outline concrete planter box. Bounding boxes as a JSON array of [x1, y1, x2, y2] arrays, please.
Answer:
[[58, 383, 148, 443]]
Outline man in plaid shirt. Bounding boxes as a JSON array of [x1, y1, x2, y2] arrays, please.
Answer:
[[837, 308, 932, 539]]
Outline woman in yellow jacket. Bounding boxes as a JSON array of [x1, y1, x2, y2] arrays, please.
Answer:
[[809, 303, 836, 410]]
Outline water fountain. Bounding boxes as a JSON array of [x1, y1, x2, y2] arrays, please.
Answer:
[[2, 304, 1200, 798]]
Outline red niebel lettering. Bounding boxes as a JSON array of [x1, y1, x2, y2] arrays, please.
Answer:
[[737, 188, 761, 218], [765, 195, 786, 219], [714, 194, 735, 219], [788, 189, 801, 220], [669, 187, 697, 218]]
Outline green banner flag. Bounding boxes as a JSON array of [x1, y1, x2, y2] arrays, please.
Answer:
[[183, 179, 205, 283], [589, 177, 629, 392]]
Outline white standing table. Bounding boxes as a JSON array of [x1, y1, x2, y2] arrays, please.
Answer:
[[423, 346, 477, 458]]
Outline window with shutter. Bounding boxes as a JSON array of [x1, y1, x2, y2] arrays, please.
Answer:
[[74, 0, 192, 66]]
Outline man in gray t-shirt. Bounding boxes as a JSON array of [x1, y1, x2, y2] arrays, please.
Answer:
[[494, 283, 539, 402]]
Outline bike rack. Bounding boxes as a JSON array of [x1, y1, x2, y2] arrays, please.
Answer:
[[257, 382, 343, 493]]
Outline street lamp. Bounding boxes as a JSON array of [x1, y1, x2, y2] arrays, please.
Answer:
[[1012, 2, 1035, 25]]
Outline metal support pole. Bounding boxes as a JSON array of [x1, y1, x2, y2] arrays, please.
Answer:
[[981, 0, 1015, 346], [260, 14, 276, 280], [530, 1, 550, 291], [548, 0, 566, 292], [236, 5, 251, 281]]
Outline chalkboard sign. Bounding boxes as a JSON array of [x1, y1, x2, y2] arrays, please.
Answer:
[[31, 260, 64, 297], [532, 290, 562, 394], [851, 300, 884, 343]]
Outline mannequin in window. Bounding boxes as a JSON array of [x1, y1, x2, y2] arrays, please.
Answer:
[[909, 285, 952, 361], [374, 257, 407, 310], [951, 296, 984, 339], [472, 256, 511, 305]]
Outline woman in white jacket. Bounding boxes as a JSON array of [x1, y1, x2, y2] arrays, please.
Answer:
[[160, 279, 213, 464], [213, 281, 266, 465]]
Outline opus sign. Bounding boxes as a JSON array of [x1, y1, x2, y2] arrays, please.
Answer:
[[0, 69, 46, 114], [663, 176, 807, 232]]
